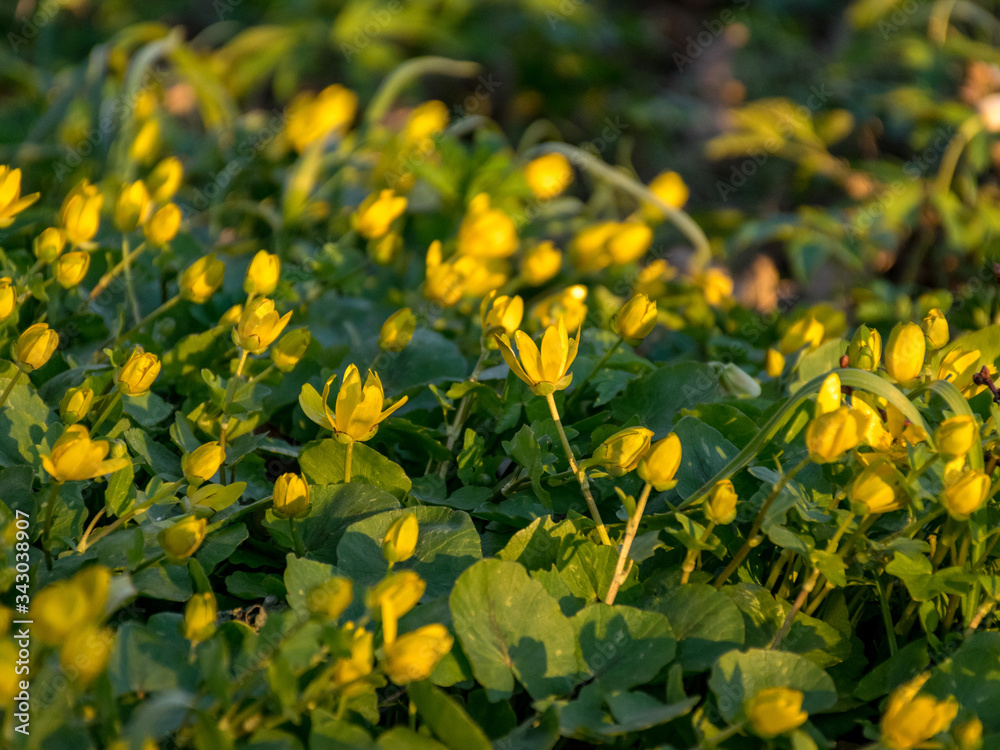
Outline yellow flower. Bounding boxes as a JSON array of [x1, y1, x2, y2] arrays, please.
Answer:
[[885, 322, 926, 385], [403, 100, 449, 144], [273, 472, 309, 519], [60, 181, 103, 246], [147, 156, 183, 202], [306, 577, 354, 620], [159, 515, 207, 562], [647, 170, 689, 213], [244, 250, 280, 296], [530, 284, 589, 330], [850, 458, 908, 514], [0, 277, 15, 321], [15, 323, 59, 372], [936, 348, 982, 392], [764, 348, 785, 377], [458, 194, 519, 258], [779, 313, 825, 354], [182, 442, 226, 484], [953, 718, 983, 750], [233, 297, 292, 354], [521, 240, 562, 286], [368, 570, 427, 644], [921, 308, 949, 350], [182, 592, 217, 642], [806, 407, 869, 463], [55, 250, 91, 288], [705, 479, 738, 524], [744, 687, 808, 738], [570, 221, 652, 272], [383, 624, 454, 685], [634, 258, 678, 299], [354, 189, 407, 239], [330, 625, 374, 686], [936, 416, 977, 459], [848, 325, 882, 371], [525, 153, 573, 199], [881, 673, 959, 750], [0, 166, 40, 227], [130, 118, 160, 164], [271, 328, 311, 372], [496, 318, 580, 396], [815, 372, 842, 417], [0, 642, 19, 703], [637, 433, 682, 491], [299, 364, 408, 443], [481, 292, 524, 340], [942, 469, 990, 518], [60, 386, 94, 424], [616, 293, 657, 346], [180, 254, 225, 303], [285, 84, 358, 153], [117, 348, 161, 396], [379, 308, 417, 352], [696, 268, 734, 307], [383, 513, 419, 565], [41, 425, 129, 482], [60, 626, 114, 684], [34, 227, 66, 264], [592, 426, 654, 477], [30, 580, 93, 644], [114, 180, 152, 232], [143, 203, 181, 246]]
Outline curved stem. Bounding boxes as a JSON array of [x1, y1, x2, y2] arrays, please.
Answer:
[[121, 236, 142, 325], [83, 240, 147, 309], [606, 483, 653, 604], [680, 521, 716, 585], [544, 392, 612, 546], [77, 507, 106, 554], [366, 56, 481, 126], [344, 441, 354, 483], [0, 369, 22, 410], [438, 348, 490, 478], [114, 294, 181, 346], [90, 391, 122, 436], [565, 335, 623, 412], [934, 115, 983, 196]]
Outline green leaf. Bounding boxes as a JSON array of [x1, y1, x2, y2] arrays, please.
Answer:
[[109, 619, 197, 695], [503, 424, 555, 506], [449, 559, 580, 700], [572, 603, 676, 690], [196, 522, 248, 574], [299, 438, 411, 499], [105, 461, 137, 517], [122, 391, 174, 428], [610, 363, 723, 437], [655, 583, 745, 671], [925, 633, 1000, 732], [379, 329, 470, 392], [886, 552, 975, 601], [672, 416, 741, 499], [283, 554, 345, 618], [854, 639, 929, 701], [375, 728, 447, 750], [125, 428, 183, 481], [408, 680, 492, 750], [679, 403, 760, 450], [0, 362, 55, 469], [790, 339, 847, 393]]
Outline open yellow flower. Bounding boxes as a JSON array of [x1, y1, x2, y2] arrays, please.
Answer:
[[353, 189, 407, 239], [881, 673, 959, 750], [41, 425, 130, 482], [744, 687, 808, 738], [570, 221, 651, 272], [495, 318, 580, 396], [233, 297, 292, 354], [457, 193, 518, 258], [383, 624, 454, 685], [299, 364, 408, 443], [936, 347, 982, 393], [0, 166, 40, 227], [530, 284, 588, 330], [285, 83, 358, 153]]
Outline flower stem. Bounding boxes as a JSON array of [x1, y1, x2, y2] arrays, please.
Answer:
[[219, 349, 250, 448], [82, 240, 147, 310], [120, 236, 142, 325], [565, 335, 623, 412], [680, 522, 716, 585], [90, 390, 122, 436], [934, 115, 983, 195], [605, 482, 652, 604], [0, 370, 22, 410], [344, 441, 354, 483], [438, 349, 490, 478], [289, 518, 305, 557], [115, 294, 181, 346], [41, 481, 63, 569], [544, 392, 612, 546]]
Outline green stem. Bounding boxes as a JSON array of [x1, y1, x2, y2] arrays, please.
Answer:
[[544, 392, 612, 546], [90, 391, 122, 436], [438, 348, 490, 478], [366, 56, 481, 126], [606, 483, 652, 604], [114, 294, 181, 346], [565, 335, 623, 412], [289, 518, 305, 558], [79, 480, 184, 552], [876, 577, 900, 656], [121, 236, 142, 325], [344, 441, 354, 484], [219, 349, 250, 448], [0, 369, 22, 410], [82, 240, 147, 310], [680, 521, 716, 585], [41, 481, 62, 569], [934, 115, 983, 196]]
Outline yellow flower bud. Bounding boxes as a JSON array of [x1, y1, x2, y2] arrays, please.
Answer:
[[850, 458, 908, 514], [616, 293, 657, 346], [379, 308, 417, 352], [880, 673, 959, 750], [147, 156, 183, 202], [521, 240, 562, 286], [219, 303, 243, 327], [180, 254, 225, 303], [353, 189, 407, 239], [458, 194, 519, 258], [330, 624, 374, 686], [114, 180, 152, 232], [383, 513, 419, 565], [55, 250, 91, 288], [368, 571, 426, 642], [696, 268, 734, 307], [271, 328, 311, 372], [779, 313, 825, 354], [143, 203, 181, 246], [60, 182, 103, 246], [637, 432, 682, 491], [705, 479, 738, 524], [244, 250, 280, 296], [273, 472, 309, 519], [806, 407, 869, 464], [60, 386, 94, 424], [403, 100, 449, 144], [30, 580, 92, 644], [921, 308, 949, 350], [936, 348, 982, 392], [117, 348, 161, 396], [234, 297, 292, 354], [848, 325, 882, 371], [160, 515, 207, 562], [647, 170, 689, 212], [744, 687, 808, 738], [183, 592, 217, 642], [495, 318, 580, 396], [382, 623, 454, 685], [936, 416, 977, 460], [885, 322, 925, 384], [74, 565, 111, 615], [130, 118, 160, 164], [953, 718, 983, 750], [0, 641, 19, 703], [285, 84, 358, 153], [764, 348, 785, 378], [480, 292, 524, 340], [525, 153, 573, 199], [592, 426, 654, 477], [306, 577, 354, 620], [41, 425, 130, 482], [61, 627, 114, 684], [942, 468, 990, 518], [0, 277, 15, 321], [182, 442, 226, 484], [34, 227, 66, 264], [815, 372, 842, 417], [15, 322, 59, 372], [0, 165, 40, 228], [299, 365, 408, 443]]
